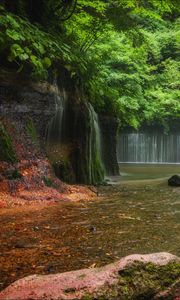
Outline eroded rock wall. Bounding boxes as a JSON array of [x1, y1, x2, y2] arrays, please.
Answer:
[[0, 70, 62, 196], [100, 115, 120, 176], [0, 69, 120, 186]]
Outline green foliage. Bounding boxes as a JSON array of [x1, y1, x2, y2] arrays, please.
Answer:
[[1, 0, 180, 128], [79, 16, 180, 128], [60, 0, 179, 129], [0, 10, 73, 79], [26, 118, 38, 143]]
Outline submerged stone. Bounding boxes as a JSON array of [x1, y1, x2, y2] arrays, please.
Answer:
[[168, 175, 180, 187]]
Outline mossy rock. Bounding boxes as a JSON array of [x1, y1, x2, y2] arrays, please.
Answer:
[[53, 160, 76, 183], [26, 117, 39, 145], [82, 261, 180, 300], [0, 121, 17, 163], [91, 153, 105, 185], [116, 261, 180, 300]]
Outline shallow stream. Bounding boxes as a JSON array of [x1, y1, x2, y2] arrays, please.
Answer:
[[0, 164, 180, 291]]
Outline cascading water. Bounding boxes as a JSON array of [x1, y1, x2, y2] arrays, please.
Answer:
[[87, 103, 105, 183], [45, 79, 68, 180], [118, 132, 180, 163], [46, 82, 104, 184], [46, 79, 66, 144]]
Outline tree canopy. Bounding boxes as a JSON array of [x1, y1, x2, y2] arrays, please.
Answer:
[[0, 0, 179, 129]]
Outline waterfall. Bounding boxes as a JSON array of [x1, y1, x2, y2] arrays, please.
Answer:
[[117, 132, 180, 163], [46, 84, 105, 184], [87, 103, 105, 183], [46, 80, 66, 144], [45, 79, 68, 180]]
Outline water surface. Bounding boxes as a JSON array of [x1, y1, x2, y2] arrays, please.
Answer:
[[112, 163, 180, 182], [0, 166, 180, 291]]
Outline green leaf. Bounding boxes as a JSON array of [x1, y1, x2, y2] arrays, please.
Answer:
[[42, 57, 52, 68], [30, 55, 39, 66], [6, 29, 24, 41], [10, 43, 24, 57], [33, 42, 45, 55], [19, 53, 29, 61]]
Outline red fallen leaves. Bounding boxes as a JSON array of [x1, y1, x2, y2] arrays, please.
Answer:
[[0, 181, 9, 193], [0, 116, 97, 208], [0, 186, 96, 208], [0, 158, 96, 208]]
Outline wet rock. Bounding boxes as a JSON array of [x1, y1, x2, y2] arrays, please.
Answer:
[[0, 252, 179, 300], [168, 175, 180, 187]]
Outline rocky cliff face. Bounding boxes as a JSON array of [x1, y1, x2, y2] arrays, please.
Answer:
[[100, 115, 120, 176], [0, 69, 119, 187], [0, 70, 64, 199], [0, 71, 56, 148]]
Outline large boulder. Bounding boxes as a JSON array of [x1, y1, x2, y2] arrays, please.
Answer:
[[168, 175, 180, 187], [0, 252, 179, 300]]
